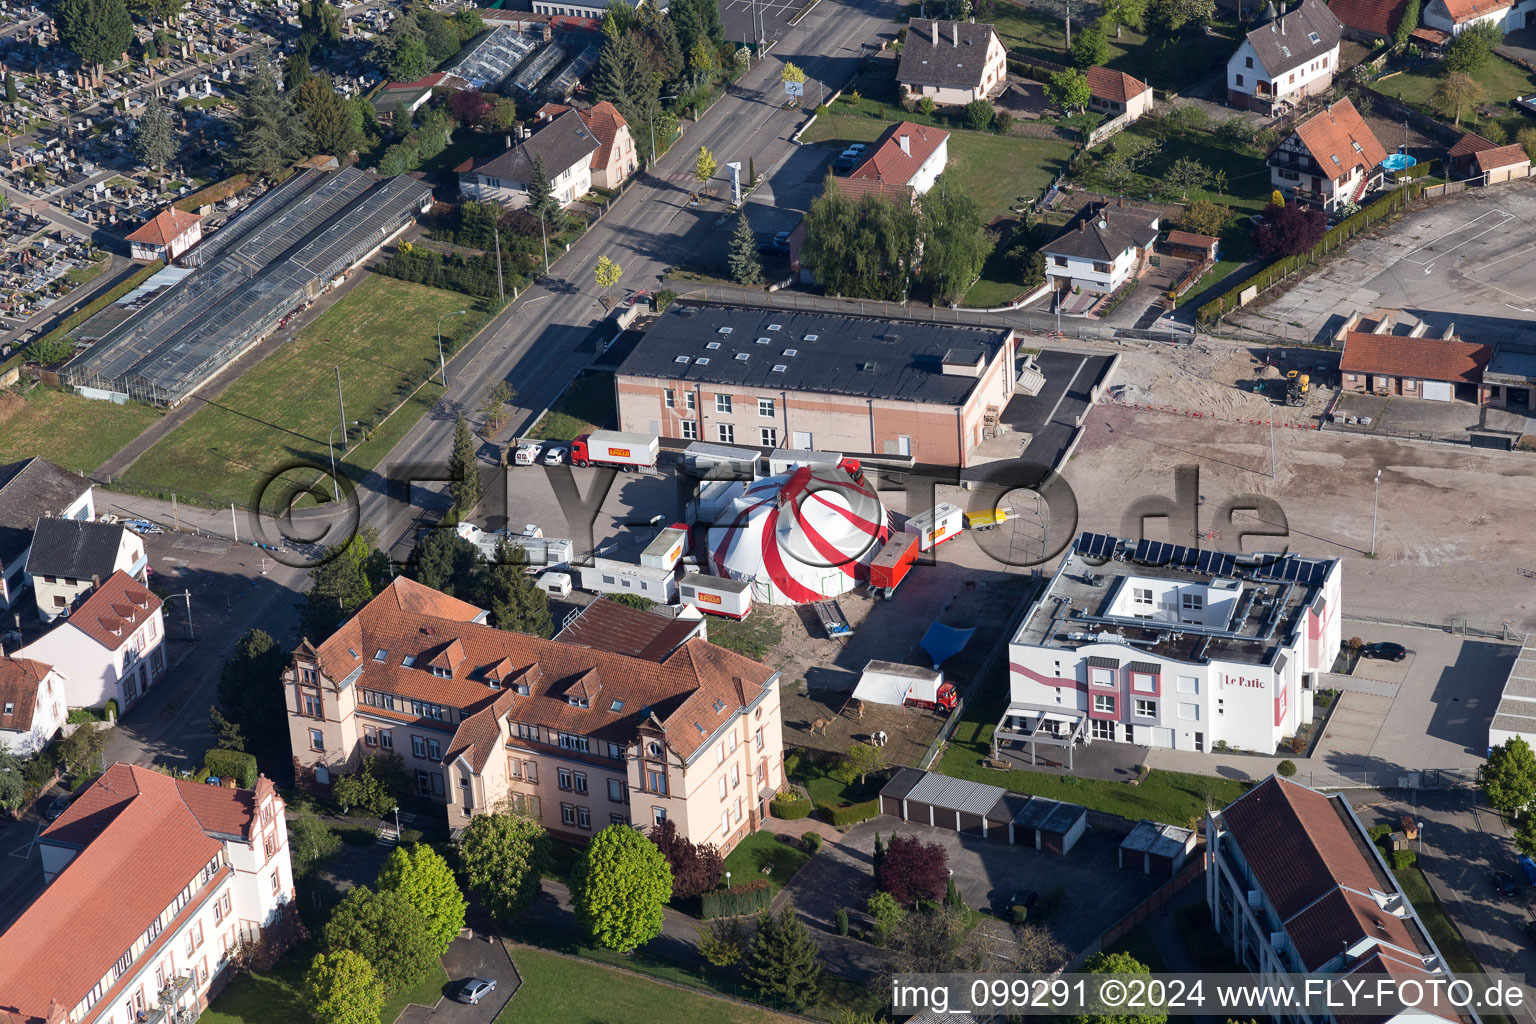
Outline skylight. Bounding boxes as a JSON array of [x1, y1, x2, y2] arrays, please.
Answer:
[[772, 364, 787, 372], [783, 348, 798, 356], [674, 355, 690, 364], [804, 334, 818, 341], [706, 341, 721, 349], [717, 326, 733, 334], [767, 324, 781, 331], [610, 699, 625, 712], [402, 655, 417, 668], [374, 649, 387, 662], [696, 357, 710, 365], [1331, 154, 1341, 165], [756, 337, 770, 344], [1308, 31, 1319, 41], [735, 352, 750, 361]]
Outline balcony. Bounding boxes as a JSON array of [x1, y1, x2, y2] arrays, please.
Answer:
[[141, 975, 199, 1024]]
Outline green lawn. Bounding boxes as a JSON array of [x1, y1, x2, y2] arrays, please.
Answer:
[[804, 114, 1075, 223], [990, 2, 1240, 91], [200, 941, 449, 1024], [0, 387, 162, 474], [1374, 55, 1536, 141], [66, 257, 112, 287], [527, 371, 617, 441], [721, 829, 811, 894], [119, 275, 494, 510], [500, 945, 804, 1023], [1079, 125, 1274, 213], [940, 685, 1249, 825]]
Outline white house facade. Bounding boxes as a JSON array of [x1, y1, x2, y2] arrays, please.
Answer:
[[1005, 532, 1343, 755], [18, 570, 168, 710], [455, 109, 599, 210], [1268, 98, 1387, 212], [846, 122, 950, 195], [1042, 201, 1160, 295], [1423, 0, 1536, 34], [25, 518, 148, 622], [0, 658, 67, 756], [1226, 0, 1342, 113]]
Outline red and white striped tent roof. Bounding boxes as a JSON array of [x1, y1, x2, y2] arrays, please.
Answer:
[[707, 464, 890, 606]]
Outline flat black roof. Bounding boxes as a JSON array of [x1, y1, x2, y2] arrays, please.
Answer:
[[616, 305, 1011, 406]]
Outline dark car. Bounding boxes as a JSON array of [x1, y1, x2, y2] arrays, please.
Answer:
[[1491, 870, 1520, 898], [991, 888, 1038, 919], [42, 793, 71, 821], [455, 977, 497, 1005], [1361, 642, 1408, 662]]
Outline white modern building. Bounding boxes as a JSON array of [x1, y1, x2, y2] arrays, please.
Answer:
[[1001, 532, 1342, 757], [1226, 0, 1341, 114], [19, 570, 169, 711], [1207, 776, 1472, 1024], [0, 763, 295, 1024], [1041, 200, 1160, 296]]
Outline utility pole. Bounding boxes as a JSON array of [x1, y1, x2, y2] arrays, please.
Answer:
[[492, 224, 505, 304], [1065, 0, 1071, 51], [172, 493, 180, 531], [230, 505, 238, 544], [1269, 416, 1275, 479], [334, 365, 345, 454], [180, 589, 195, 641], [1370, 469, 1382, 556]]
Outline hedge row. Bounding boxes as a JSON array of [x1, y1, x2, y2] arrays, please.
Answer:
[[203, 747, 258, 789], [815, 798, 881, 826], [1197, 182, 1423, 324], [701, 879, 772, 919], [769, 796, 812, 820]]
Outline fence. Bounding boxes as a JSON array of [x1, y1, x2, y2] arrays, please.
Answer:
[[1097, 858, 1207, 951], [1085, 110, 1135, 147]]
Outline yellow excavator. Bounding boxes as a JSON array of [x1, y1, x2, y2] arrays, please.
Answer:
[[1285, 370, 1310, 407]]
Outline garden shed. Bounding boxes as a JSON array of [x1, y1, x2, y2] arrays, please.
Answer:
[[1118, 820, 1198, 875], [878, 769, 1088, 851]]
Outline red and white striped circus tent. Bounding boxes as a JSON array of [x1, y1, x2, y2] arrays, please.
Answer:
[[706, 463, 891, 605]]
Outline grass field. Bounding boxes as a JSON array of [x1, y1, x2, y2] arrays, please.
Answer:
[[200, 941, 449, 1024], [0, 387, 161, 473], [1079, 125, 1274, 213], [721, 830, 812, 893], [119, 275, 492, 510], [941, 685, 1249, 824], [990, 2, 1240, 90], [527, 372, 616, 440], [500, 945, 802, 1024], [1373, 56, 1536, 141], [804, 114, 1075, 223]]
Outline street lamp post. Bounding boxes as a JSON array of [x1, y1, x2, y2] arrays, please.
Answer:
[[328, 419, 360, 501], [646, 94, 679, 171], [1370, 469, 1382, 556], [1416, 821, 1423, 855], [437, 309, 468, 387]]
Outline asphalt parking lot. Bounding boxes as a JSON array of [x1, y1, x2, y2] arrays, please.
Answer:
[[396, 936, 519, 1024], [720, 0, 802, 48]]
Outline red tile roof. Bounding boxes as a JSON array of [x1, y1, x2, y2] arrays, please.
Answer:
[[1410, 24, 1451, 42], [848, 122, 950, 187], [1448, 131, 1500, 159], [1165, 230, 1219, 249], [0, 657, 51, 735], [578, 101, 630, 172], [1327, 0, 1408, 37], [1340, 331, 1492, 383], [1085, 66, 1149, 104], [2, 764, 241, 1024], [1291, 99, 1388, 181], [828, 177, 917, 206], [312, 578, 776, 763], [1337, 948, 1460, 1024], [555, 599, 703, 660], [1438, 0, 1511, 22], [64, 569, 161, 651], [1287, 886, 1420, 970], [1474, 143, 1530, 172], [124, 206, 201, 247]]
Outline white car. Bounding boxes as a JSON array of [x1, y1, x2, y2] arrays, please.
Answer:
[[542, 446, 567, 466], [511, 443, 540, 466]]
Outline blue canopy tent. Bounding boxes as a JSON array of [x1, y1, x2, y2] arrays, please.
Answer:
[[921, 623, 975, 669]]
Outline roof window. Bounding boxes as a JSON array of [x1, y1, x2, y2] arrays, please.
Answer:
[[804, 333, 818, 341], [402, 655, 417, 668], [374, 649, 388, 662], [717, 326, 733, 334], [706, 341, 721, 349], [674, 355, 691, 364], [712, 698, 726, 712], [772, 364, 787, 372], [1331, 154, 1341, 164], [735, 353, 750, 361], [756, 337, 770, 344], [783, 348, 798, 356], [610, 699, 625, 712], [696, 357, 710, 365], [1309, 31, 1319, 41], [767, 324, 781, 331]]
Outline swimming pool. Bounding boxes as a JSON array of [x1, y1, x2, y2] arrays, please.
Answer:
[[1381, 152, 1417, 171]]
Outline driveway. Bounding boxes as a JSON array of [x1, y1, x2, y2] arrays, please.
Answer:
[[395, 936, 520, 1024]]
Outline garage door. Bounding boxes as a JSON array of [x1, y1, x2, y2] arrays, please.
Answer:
[[1149, 727, 1175, 749], [1422, 380, 1452, 402]]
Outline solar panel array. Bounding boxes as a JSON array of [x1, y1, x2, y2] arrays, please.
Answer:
[[1072, 532, 1328, 587], [1074, 532, 1117, 559]]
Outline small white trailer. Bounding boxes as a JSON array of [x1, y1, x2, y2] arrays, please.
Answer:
[[678, 572, 752, 618], [683, 441, 758, 479], [641, 525, 689, 571], [577, 557, 677, 602], [903, 503, 965, 552], [457, 523, 574, 567]]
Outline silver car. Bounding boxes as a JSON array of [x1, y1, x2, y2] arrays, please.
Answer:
[[455, 978, 497, 1005]]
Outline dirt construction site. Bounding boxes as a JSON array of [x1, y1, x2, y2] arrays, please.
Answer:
[[1060, 403, 1536, 632], [1108, 341, 1334, 423]]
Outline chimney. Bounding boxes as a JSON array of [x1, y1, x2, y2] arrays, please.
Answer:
[[899, 133, 911, 155], [505, 134, 512, 148], [952, 21, 959, 46], [931, 19, 938, 45], [1078, 218, 1086, 232]]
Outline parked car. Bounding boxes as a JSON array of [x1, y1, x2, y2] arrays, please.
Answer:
[[42, 793, 70, 821], [542, 445, 567, 466], [455, 977, 497, 1005], [990, 888, 1038, 919], [1526, 919, 1536, 946], [1361, 642, 1407, 662], [1491, 870, 1520, 898]]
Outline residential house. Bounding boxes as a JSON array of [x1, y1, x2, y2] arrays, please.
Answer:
[[1207, 776, 1467, 1024], [455, 109, 600, 209], [1326, 0, 1410, 41], [1423, 0, 1536, 35], [125, 207, 203, 264], [18, 570, 168, 710], [1085, 67, 1154, 121], [1340, 330, 1493, 402], [897, 19, 1008, 106], [578, 101, 638, 189], [1268, 98, 1386, 212], [1446, 131, 1532, 181], [1003, 531, 1340, 756], [25, 518, 148, 622], [846, 122, 950, 195], [1227, 0, 1342, 113], [0, 763, 295, 1024], [284, 580, 787, 850], [0, 657, 66, 755], [0, 457, 94, 611], [1041, 200, 1160, 295]]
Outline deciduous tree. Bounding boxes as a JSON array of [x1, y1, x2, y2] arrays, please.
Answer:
[[745, 901, 822, 1010], [458, 811, 548, 920], [1165, 155, 1209, 199], [696, 916, 746, 966], [478, 380, 516, 436], [802, 182, 919, 300], [57, 721, 106, 779], [573, 824, 673, 951], [594, 255, 624, 309], [963, 98, 996, 130], [1482, 736, 1536, 816], [1100, 0, 1146, 36], [918, 173, 992, 304], [131, 96, 176, 171], [323, 887, 438, 996], [1444, 20, 1501, 75], [418, 11, 460, 65], [332, 754, 411, 818], [694, 144, 718, 185], [1180, 198, 1229, 238], [877, 833, 948, 905], [302, 525, 389, 639], [1075, 951, 1166, 1024], [288, 814, 342, 877], [1011, 922, 1070, 972], [727, 214, 764, 285], [1070, 25, 1110, 68], [1253, 201, 1325, 257], [1433, 71, 1484, 126], [885, 903, 984, 976], [0, 750, 25, 812], [304, 949, 384, 1024], [449, 88, 491, 125], [1394, 0, 1421, 47], [844, 741, 885, 784], [377, 844, 467, 956], [649, 818, 723, 899], [1047, 68, 1091, 113]]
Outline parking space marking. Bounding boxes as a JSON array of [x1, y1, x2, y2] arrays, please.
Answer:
[[1401, 209, 1514, 266]]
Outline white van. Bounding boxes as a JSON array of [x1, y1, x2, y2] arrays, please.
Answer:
[[535, 571, 573, 597]]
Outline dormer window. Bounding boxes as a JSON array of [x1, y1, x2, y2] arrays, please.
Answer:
[[432, 666, 450, 678], [515, 682, 530, 696], [2, 703, 12, 716], [568, 696, 590, 708]]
